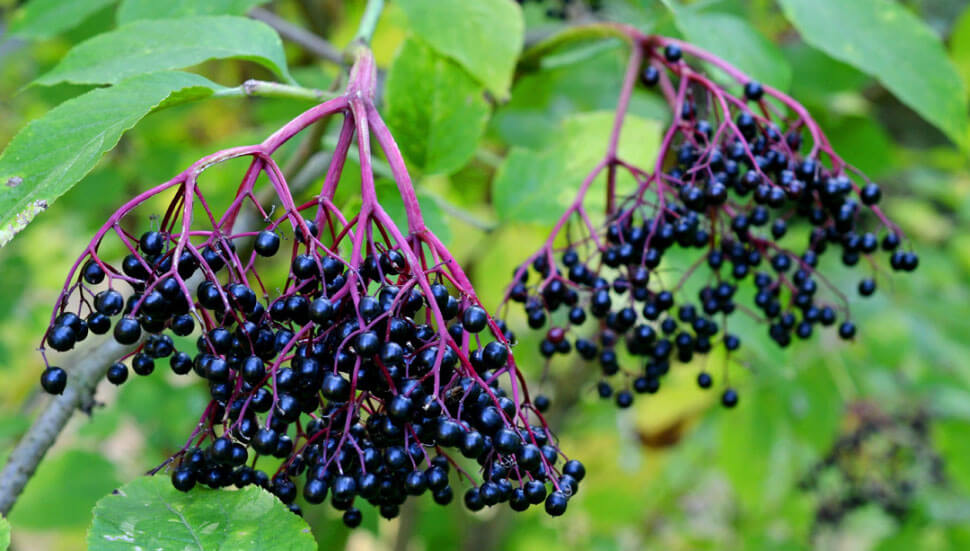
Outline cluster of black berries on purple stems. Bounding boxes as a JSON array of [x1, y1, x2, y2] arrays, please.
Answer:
[[799, 403, 944, 532], [36, 27, 923, 526], [502, 32, 917, 411], [514, 0, 604, 20], [38, 50, 581, 524]]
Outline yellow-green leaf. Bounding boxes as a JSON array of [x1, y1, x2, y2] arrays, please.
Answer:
[[493, 111, 662, 225]]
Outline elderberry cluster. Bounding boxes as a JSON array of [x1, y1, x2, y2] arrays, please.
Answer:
[[514, 0, 603, 20], [799, 405, 944, 532], [506, 42, 917, 411], [39, 54, 582, 525], [43, 224, 581, 523]]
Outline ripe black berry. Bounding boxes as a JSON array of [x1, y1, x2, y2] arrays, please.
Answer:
[[462, 306, 488, 333], [721, 388, 739, 408], [46, 325, 76, 352], [254, 230, 281, 257], [82, 260, 105, 284], [838, 321, 857, 340], [342, 508, 362, 527], [139, 231, 165, 255], [544, 491, 568, 516], [743, 81, 764, 101], [858, 278, 876, 296], [113, 317, 142, 345], [860, 183, 881, 205], [664, 44, 682, 62], [40, 366, 67, 394], [106, 362, 129, 385], [172, 468, 195, 492]]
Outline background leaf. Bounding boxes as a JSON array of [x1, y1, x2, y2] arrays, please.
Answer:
[[492, 45, 669, 149], [398, 0, 524, 99], [7, 0, 118, 40], [776, 0, 969, 148], [951, 6, 970, 101], [377, 180, 452, 243], [35, 15, 293, 86], [0, 71, 222, 247], [493, 111, 661, 225], [0, 515, 8, 551], [667, 5, 792, 90], [117, 0, 269, 23], [9, 449, 120, 529], [384, 39, 490, 175], [87, 476, 316, 551]]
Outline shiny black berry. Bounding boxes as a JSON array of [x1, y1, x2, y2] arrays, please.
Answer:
[[40, 366, 67, 394], [254, 230, 281, 257], [46, 325, 76, 352], [106, 362, 128, 385], [544, 491, 568, 516], [113, 317, 142, 345]]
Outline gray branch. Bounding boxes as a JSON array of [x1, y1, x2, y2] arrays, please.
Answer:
[[249, 7, 344, 65], [0, 338, 137, 514]]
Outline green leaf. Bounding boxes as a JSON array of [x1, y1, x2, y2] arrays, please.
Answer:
[[951, 6, 970, 100], [384, 39, 490, 175], [783, 43, 869, 105], [36, 15, 293, 86], [87, 476, 316, 551], [0, 515, 8, 551], [667, 6, 791, 90], [493, 111, 662, 225], [7, 0, 118, 40], [9, 449, 120, 529], [827, 116, 894, 178], [117, 0, 269, 23], [398, 0, 524, 99], [492, 45, 670, 149], [776, 0, 969, 149], [377, 180, 452, 244], [0, 71, 223, 247]]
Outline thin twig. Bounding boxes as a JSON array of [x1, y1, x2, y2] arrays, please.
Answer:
[[425, 191, 497, 233], [249, 7, 344, 65], [354, 0, 385, 45], [215, 80, 339, 102], [0, 339, 137, 514]]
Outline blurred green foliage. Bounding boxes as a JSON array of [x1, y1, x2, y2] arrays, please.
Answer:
[[0, 0, 968, 549]]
